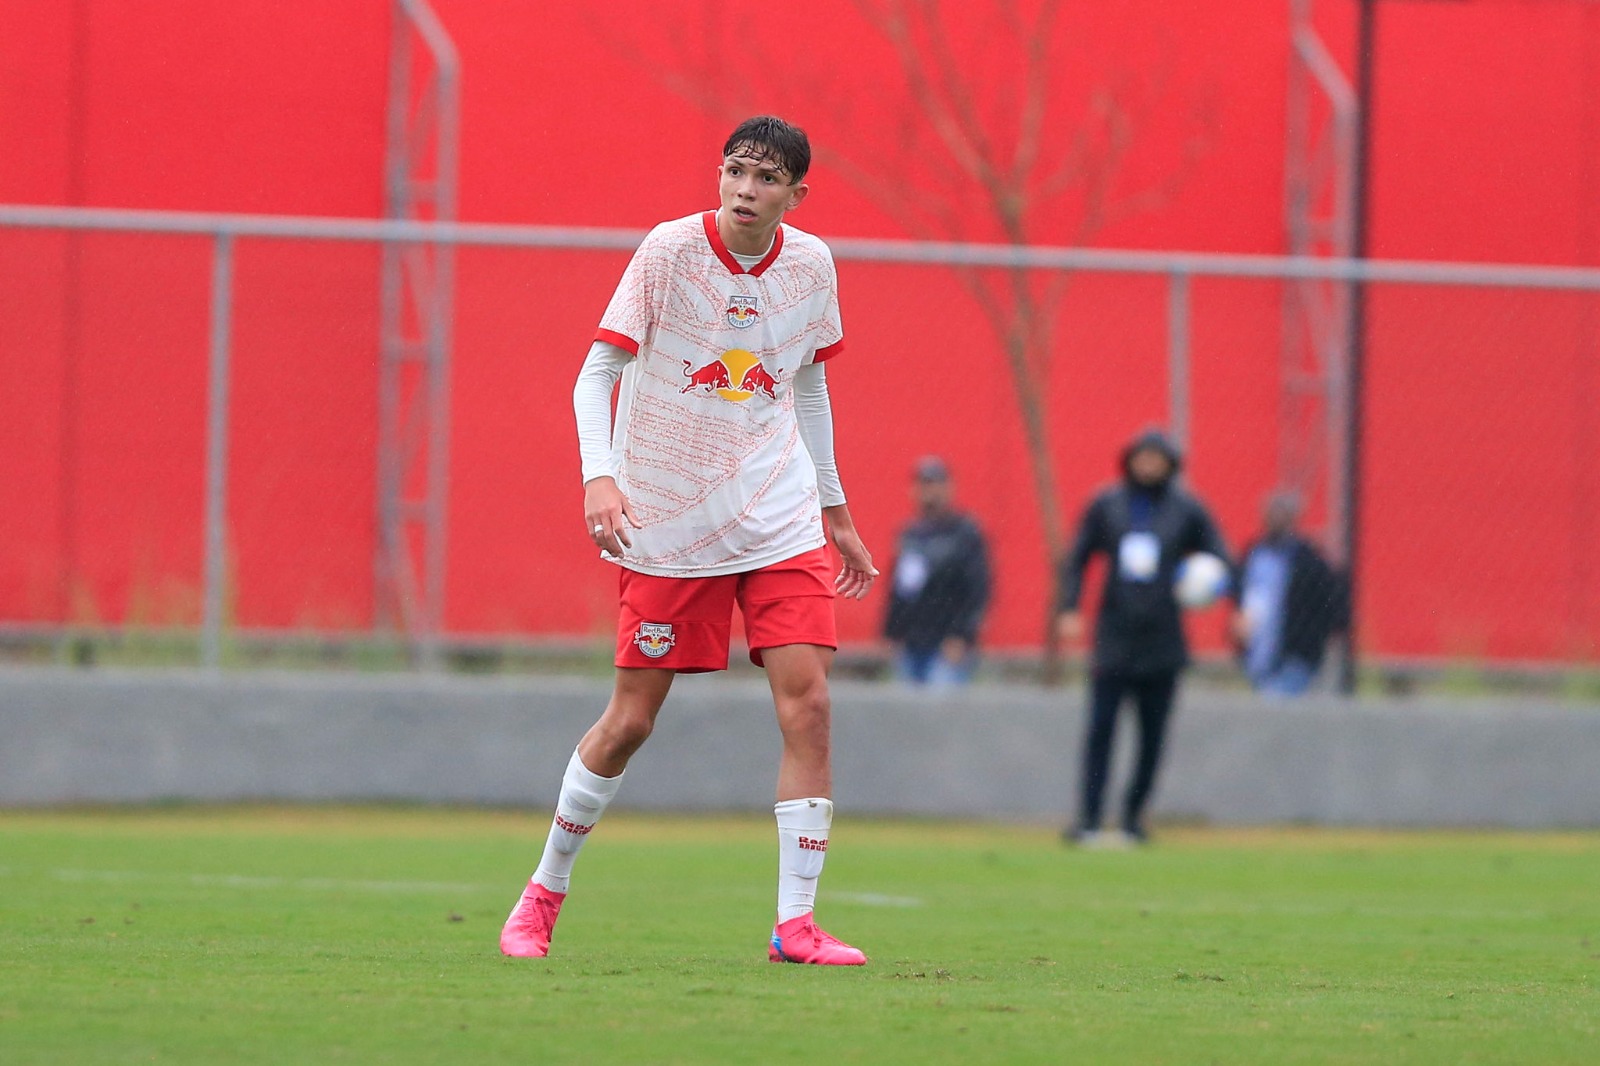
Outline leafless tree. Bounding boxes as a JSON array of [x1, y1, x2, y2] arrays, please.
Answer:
[[603, 0, 1214, 668]]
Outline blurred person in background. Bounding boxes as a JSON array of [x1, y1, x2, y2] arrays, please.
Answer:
[[1232, 490, 1349, 697], [1055, 428, 1232, 846], [883, 456, 992, 687]]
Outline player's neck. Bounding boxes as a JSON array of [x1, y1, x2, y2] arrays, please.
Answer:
[[714, 209, 778, 258]]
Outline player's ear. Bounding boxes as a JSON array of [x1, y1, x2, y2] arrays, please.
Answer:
[[787, 182, 809, 210]]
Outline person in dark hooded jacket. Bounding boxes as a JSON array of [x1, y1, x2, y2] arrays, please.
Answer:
[[1054, 428, 1232, 844]]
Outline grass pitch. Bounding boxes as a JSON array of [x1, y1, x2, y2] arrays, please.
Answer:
[[1, 808, 1595, 1064]]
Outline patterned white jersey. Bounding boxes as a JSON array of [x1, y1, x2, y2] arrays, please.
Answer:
[[594, 211, 845, 577]]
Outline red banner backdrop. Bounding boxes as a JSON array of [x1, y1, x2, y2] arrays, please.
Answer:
[[3, 1, 1598, 662]]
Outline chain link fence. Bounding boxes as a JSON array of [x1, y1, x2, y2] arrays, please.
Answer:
[[3, 205, 1597, 687]]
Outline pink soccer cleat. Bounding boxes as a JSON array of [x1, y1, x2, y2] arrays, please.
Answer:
[[499, 880, 565, 958], [768, 914, 867, 966]]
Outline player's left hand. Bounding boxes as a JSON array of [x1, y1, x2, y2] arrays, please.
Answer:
[[834, 548, 878, 600], [823, 505, 877, 601]]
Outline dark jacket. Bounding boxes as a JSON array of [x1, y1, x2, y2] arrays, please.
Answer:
[[1055, 431, 1232, 676], [884, 512, 991, 652], [1237, 533, 1349, 672]]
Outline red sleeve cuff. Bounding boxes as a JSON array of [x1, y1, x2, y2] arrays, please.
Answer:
[[814, 338, 844, 363], [595, 328, 640, 356]]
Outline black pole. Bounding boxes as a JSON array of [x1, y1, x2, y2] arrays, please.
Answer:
[[1338, 0, 1377, 695]]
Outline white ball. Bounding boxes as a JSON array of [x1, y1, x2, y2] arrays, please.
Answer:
[[1174, 552, 1230, 609]]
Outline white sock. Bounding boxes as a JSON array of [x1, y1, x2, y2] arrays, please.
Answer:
[[532, 750, 623, 894], [775, 797, 833, 923]]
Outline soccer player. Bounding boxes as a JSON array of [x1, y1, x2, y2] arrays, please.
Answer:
[[500, 116, 878, 965]]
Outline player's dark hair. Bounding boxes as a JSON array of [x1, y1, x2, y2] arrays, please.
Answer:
[[723, 116, 811, 184]]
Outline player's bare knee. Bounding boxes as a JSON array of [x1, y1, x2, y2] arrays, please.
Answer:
[[777, 688, 831, 741], [615, 712, 656, 753], [592, 709, 654, 760]]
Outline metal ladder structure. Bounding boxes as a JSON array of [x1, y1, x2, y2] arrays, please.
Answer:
[[1282, 0, 1357, 561], [377, 0, 460, 667]]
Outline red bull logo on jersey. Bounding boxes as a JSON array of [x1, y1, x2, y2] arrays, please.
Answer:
[[633, 622, 676, 659], [681, 358, 732, 393], [726, 293, 760, 329], [681, 349, 779, 402]]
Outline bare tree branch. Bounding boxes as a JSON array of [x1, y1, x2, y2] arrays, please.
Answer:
[[1009, 0, 1063, 198], [868, 1, 994, 187], [599, 0, 1213, 675]]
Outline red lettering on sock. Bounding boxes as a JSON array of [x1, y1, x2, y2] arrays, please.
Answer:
[[554, 813, 594, 836], [797, 836, 828, 852]]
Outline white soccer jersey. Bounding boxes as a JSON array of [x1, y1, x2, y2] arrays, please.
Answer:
[[593, 211, 845, 577]]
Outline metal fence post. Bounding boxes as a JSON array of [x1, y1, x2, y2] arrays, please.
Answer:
[[1168, 269, 1192, 453], [200, 231, 235, 670]]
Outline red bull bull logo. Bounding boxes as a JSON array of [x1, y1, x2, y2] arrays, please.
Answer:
[[726, 293, 760, 329], [738, 362, 778, 399], [681, 349, 779, 402], [681, 358, 732, 393]]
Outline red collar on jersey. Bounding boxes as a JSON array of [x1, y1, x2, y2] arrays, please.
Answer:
[[702, 211, 783, 277]]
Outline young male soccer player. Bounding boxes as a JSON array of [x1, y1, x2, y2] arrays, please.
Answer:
[[500, 116, 878, 966]]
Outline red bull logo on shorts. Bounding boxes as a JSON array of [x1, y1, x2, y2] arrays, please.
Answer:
[[633, 622, 676, 659], [681, 349, 779, 402], [725, 293, 760, 329]]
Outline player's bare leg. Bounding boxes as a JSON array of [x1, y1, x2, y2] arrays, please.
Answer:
[[765, 643, 834, 801], [578, 666, 676, 775], [762, 643, 866, 965], [501, 667, 674, 957]]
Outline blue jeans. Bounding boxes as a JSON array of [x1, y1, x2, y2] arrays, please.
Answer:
[[894, 645, 974, 687], [1251, 656, 1316, 697]]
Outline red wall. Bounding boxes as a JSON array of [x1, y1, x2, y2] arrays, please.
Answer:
[[3, 0, 1598, 662]]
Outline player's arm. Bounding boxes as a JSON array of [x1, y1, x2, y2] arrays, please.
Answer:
[[573, 339, 642, 556], [1054, 497, 1105, 644], [793, 362, 877, 600]]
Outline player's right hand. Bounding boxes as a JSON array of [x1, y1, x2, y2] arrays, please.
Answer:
[[584, 476, 642, 556]]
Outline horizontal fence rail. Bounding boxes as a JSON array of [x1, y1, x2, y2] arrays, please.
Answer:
[[6, 203, 1600, 291]]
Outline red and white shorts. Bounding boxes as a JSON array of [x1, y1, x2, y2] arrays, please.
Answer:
[[615, 547, 837, 672]]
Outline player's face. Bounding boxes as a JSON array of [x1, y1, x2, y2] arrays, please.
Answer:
[[717, 150, 808, 254]]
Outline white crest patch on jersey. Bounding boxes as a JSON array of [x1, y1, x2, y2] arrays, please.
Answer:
[[725, 293, 760, 329]]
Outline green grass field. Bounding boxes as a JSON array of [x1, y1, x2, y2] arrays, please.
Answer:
[[1, 807, 1595, 1064]]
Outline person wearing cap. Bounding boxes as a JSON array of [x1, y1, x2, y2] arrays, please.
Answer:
[[883, 456, 992, 687], [1054, 428, 1232, 845], [1232, 490, 1348, 697]]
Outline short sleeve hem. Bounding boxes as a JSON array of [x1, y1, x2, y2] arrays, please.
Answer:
[[595, 328, 640, 356]]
